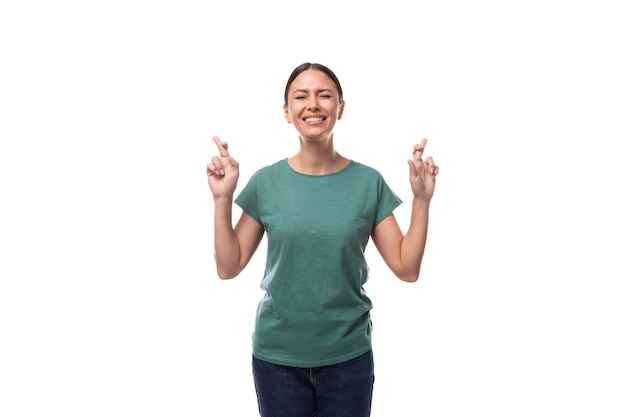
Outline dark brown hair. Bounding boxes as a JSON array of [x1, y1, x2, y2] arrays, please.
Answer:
[[283, 63, 344, 105]]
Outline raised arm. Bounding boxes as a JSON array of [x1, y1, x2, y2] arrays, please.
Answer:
[[371, 138, 439, 282], [207, 136, 264, 279]]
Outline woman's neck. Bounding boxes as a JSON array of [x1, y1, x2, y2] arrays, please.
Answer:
[[288, 138, 349, 175]]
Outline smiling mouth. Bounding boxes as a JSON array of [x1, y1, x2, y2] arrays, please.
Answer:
[[303, 116, 326, 122]]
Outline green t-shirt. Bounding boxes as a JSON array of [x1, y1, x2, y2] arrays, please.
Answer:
[[235, 159, 402, 367]]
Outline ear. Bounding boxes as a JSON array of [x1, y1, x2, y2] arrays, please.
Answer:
[[338, 100, 345, 120], [283, 103, 291, 124]]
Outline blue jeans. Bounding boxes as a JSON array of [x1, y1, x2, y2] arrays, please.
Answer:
[[252, 349, 374, 417]]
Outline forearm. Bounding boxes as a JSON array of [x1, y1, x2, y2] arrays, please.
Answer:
[[213, 197, 242, 279], [398, 198, 430, 282]]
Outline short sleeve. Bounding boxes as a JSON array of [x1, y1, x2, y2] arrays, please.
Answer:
[[374, 176, 402, 225], [234, 171, 262, 224]]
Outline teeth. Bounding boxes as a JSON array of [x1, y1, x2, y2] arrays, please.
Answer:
[[305, 117, 323, 122]]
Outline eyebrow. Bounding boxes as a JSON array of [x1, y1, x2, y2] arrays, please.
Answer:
[[292, 88, 334, 95]]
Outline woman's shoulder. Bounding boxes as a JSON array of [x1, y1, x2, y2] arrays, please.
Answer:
[[254, 158, 288, 174], [246, 159, 289, 182], [348, 160, 384, 178]]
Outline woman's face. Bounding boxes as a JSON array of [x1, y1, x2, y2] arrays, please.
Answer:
[[283, 69, 345, 142]]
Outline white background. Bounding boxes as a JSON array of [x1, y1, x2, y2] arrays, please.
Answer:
[[1, 1, 625, 416]]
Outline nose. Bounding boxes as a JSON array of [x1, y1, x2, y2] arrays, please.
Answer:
[[306, 96, 320, 110]]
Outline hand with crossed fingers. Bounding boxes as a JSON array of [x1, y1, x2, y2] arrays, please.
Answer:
[[206, 136, 240, 200], [408, 138, 439, 201]]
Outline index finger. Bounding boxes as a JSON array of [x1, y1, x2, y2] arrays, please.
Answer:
[[413, 138, 428, 160], [212, 136, 230, 157]]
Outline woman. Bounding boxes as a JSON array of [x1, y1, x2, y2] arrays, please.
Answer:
[[207, 62, 439, 417]]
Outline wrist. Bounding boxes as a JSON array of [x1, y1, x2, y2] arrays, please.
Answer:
[[213, 195, 234, 204], [411, 197, 431, 211]]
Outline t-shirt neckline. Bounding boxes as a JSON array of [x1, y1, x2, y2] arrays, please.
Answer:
[[282, 158, 354, 178]]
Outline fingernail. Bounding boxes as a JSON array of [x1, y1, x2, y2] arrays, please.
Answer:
[[429, 167, 434, 173], [219, 169, 225, 175]]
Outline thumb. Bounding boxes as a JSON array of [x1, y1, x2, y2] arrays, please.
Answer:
[[407, 159, 417, 178]]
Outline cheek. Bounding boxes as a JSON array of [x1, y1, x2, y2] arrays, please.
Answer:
[[288, 103, 304, 114]]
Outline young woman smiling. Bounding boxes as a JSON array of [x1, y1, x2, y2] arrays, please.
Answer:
[[207, 62, 439, 417]]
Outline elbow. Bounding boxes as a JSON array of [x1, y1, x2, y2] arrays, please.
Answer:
[[214, 252, 242, 280], [216, 267, 239, 280], [396, 266, 421, 283], [217, 272, 237, 280], [398, 274, 419, 283]]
